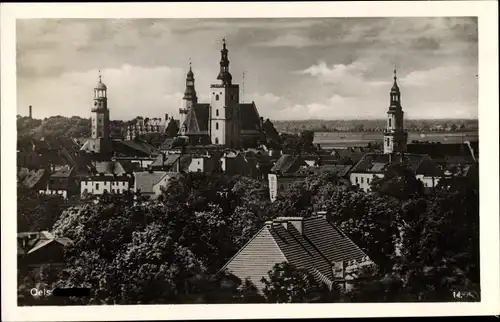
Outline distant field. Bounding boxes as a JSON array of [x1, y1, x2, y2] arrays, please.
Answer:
[[313, 131, 479, 148]]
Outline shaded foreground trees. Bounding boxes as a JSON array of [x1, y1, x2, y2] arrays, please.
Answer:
[[18, 166, 479, 304]]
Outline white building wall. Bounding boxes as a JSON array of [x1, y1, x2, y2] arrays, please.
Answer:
[[188, 157, 204, 172], [416, 174, 440, 188], [152, 174, 171, 195], [350, 173, 383, 192], [81, 178, 130, 196]]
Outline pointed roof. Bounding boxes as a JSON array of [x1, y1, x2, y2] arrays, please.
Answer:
[[221, 215, 372, 290], [240, 102, 262, 132], [391, 68, 399, 92], [271, 154, 308, 174], [184, 103, 210, 135]]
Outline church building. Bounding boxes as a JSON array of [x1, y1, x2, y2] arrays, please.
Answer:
[[383, 69, 408, 154], [80, 73, 112, 155], [179, 39, 264, 149]]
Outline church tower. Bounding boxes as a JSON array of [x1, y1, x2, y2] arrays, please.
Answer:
[[179, 59, 197, 135], [88, 72, 111, 154], [383, 68, 408, 155], [209, 39, 241, 148]]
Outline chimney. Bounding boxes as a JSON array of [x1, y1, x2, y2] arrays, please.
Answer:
[[275, 217, 304, 234], [29, 105, 32, 119]]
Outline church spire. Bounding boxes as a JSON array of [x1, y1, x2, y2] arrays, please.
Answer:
[[184, 58, 197, 102], [217, 38, 232, 86], [392, 67, 399, 91]]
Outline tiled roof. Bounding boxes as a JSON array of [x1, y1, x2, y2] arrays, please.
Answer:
[[302, 217, 367, 263], [240, 102, 262, 132], [350, 153, 434, 174], [310, 164, 353, 177], [115, 140, 159, 156], [92, 161, 127, 175], [20, 169, 47, 188], [51, 166, 74, 178], [185, 103, 210, 134], [18, 231, 72, 256], [221, 216, 371, 290], [151, 154, 181, 168], [271, 154, 307, 174], [134, 171, 168, 194], [270, 222, 334, 282]]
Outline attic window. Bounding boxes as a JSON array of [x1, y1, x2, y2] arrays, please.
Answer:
[[215, 94, 220, 101]]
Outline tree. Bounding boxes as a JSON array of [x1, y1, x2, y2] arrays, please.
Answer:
[[17, 187, 66, 232], [370, 163, 424, 200], [261, 262, 340, 303]]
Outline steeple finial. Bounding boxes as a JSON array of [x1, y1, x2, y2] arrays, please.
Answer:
[[98, 69, 102, 83], [189, 57, 192, 70], [393, 66, 397, 81], [223, 37, 226, 48]]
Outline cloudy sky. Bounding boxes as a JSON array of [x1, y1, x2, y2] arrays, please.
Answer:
[[17, 17, 478, 121]]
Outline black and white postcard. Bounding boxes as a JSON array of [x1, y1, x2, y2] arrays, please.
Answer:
[[1, 1, 499, 321]]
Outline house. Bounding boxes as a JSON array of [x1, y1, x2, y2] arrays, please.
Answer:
[[220, 215, 374, 292], [80, 160, 134, 197], [39, 165, 80, 199], [220, 151, 253, 176], [133, 171, 179, 198], [267, 154, 309, 202], [349, 153, 443, 192], [18, 231, 72, 271]]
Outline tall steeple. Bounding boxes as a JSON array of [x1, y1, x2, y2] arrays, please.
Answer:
[[179, 59, 197, 134], [383, 67, 407, 155], [183, 58, 198, 103], [217, 38, 232, 86], [81, 71, 111, 155]]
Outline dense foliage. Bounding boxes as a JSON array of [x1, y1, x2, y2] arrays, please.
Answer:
[[18, 162, 479, 304]]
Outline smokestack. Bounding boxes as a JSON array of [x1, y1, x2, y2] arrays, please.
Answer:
[[29, 105, 32, 119]]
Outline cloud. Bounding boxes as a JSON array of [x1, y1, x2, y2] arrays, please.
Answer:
[[16, 18, 478, 121], [252, 34, 325, 48], [18, 65, 186, 120]]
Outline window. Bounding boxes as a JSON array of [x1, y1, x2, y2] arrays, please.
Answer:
[[388, 118, 391, 128], [355, 177, 358, 184], [367, 178, 370, 184], [216, 109, 219, 117], [215, 137, 219, 144], [96, 183, 99, 190], [215, 94, 219, 101], [361, 177, 364, 184], [216, 122, 219, 130], [386, 138, 390, 146]]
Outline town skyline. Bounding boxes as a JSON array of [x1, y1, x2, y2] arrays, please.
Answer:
[[17, 18, 478, 121]]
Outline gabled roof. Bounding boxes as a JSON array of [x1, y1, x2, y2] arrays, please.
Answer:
[[311, 164, 353, 177], [221, 215, 371, 290], [185, 103, 210, 135], [271, 154, 308, 174], [134, 171, 170, 194], [114, 140, 159, 157], [302, 217, 367, 263], [20, 169, 47, 188], [51, 166, 74, 178], [240, 102, 262, 132], [18, 231, 72, 256], [92, 161, 128, 175], [350, 153, 438, 175]]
